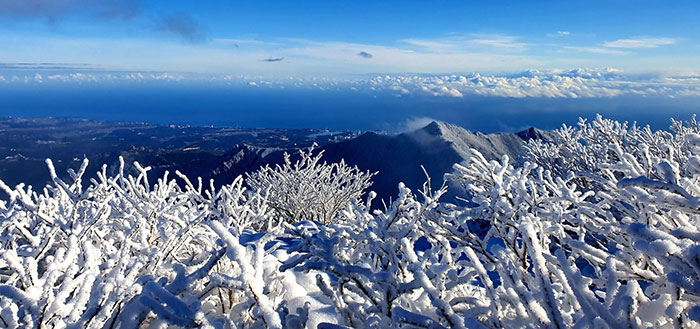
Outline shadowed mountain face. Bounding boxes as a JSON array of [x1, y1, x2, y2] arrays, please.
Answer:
[[319, 121, 549, 203], [189, 120, 547, 203]]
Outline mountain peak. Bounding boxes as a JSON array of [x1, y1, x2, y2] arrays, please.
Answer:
[[516, 127, 551, 142], [418, 120, 461, 137], [416, 121, 552, 144]]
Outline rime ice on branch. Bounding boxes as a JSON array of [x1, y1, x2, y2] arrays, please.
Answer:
[[0, 156, 285, 328], [1, 115, 700, 328], [246, 144, 375, 224]]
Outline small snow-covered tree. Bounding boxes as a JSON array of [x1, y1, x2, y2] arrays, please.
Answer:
[[246, 144, 375, 224]]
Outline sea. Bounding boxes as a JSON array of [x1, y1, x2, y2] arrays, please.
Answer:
[[1, 82, 699, 133]]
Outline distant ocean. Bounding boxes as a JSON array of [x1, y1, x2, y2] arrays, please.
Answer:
[[1, 83, 699, 133]]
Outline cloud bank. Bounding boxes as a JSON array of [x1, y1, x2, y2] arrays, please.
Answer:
[[364, 69, 700, 98], [3, 68, 700, 99]]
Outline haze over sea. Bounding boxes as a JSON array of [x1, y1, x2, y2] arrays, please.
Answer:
[[2, 82, 700, 133]]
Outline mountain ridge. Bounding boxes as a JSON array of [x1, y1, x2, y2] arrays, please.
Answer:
[[318, 120, 549, 202], [0, 117, 550, 204]]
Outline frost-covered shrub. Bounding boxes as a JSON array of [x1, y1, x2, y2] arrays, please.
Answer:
[[524, 114, 700, 183], [281, 115, 700, 328], [0, 157, 286, 328], [281, 179, 480, 328], [246, 144, 375, 224], [1, 115, 700, 329], [440, 115, 700, 328]]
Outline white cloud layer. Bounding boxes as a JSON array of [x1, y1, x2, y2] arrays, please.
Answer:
[[3, 68, 700, 99], [603, 37, 677, 49], [363, 69, 700, 98]]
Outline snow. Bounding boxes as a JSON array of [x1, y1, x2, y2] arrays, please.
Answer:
[[1, 115, 700, 328]]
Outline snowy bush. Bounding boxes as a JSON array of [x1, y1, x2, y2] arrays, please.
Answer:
[[439, 115, 700, 327], [0, 157, 286, 328], [1, 115, 699, 328], [246, 144, 375, 224], [280, 179, 479, 328], [281, 115, 700, 328]]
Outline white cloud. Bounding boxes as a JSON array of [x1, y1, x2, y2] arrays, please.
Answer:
[[281, 40, 539, 73], [547, 31, 571, 37], [563, 46, 629, 55], [0, 34, 541, 75], [150, 73, 184, 81], [124, 72, 144, 80], [401, 34, 527, 52], [401, 39, 458, 52], [361, 69, 700, 99], [46, 73, 98, 82], [4, 68, 700, 99], [469, 34, 527, 50], [3, 33, 696, 76], [603, 37, 676, 49]]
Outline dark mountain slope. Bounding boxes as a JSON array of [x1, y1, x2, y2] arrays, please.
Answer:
[[0, 117, 550, 206], [320, 121, 546, 203]]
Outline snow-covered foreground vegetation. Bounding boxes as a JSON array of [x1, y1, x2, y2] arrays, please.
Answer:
[[1, 116, 700, 328]]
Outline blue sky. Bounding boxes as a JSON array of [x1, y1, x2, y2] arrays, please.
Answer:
[[1, 0, 699, 76], [1, 1, 700, 131]]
